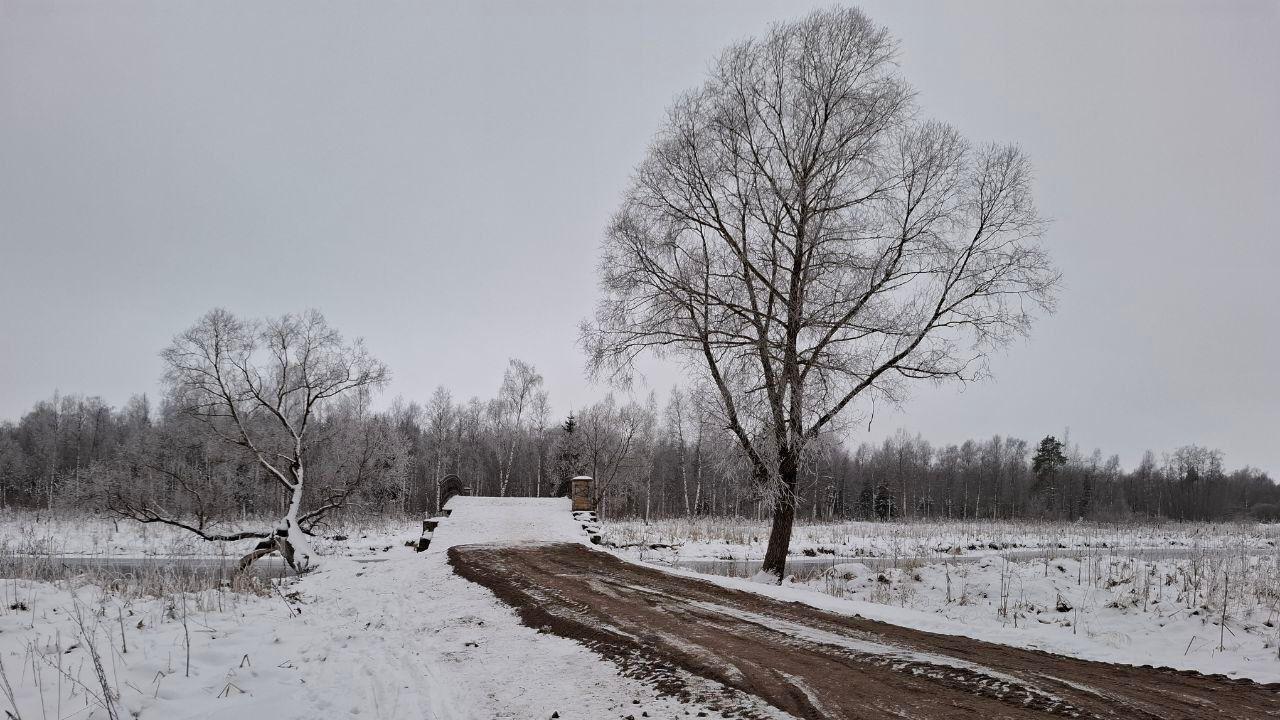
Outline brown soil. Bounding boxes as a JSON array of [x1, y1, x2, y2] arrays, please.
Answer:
[[448, 542, 1280, 719]]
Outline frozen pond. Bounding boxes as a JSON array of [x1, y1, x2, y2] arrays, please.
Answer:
[[670, 545, 1275, 582]]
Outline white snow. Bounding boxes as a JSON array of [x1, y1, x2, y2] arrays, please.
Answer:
[[0, 502, 737, 720], [428, 496, 581, 550], [7, 505, 1277, 720]]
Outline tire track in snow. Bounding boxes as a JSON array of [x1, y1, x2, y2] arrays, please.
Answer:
[[450, 542, 1280, 720]]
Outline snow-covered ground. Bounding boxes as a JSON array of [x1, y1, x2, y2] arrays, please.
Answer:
[[604, 517, 1280, 685], [0, 503, 733, 720], [6, 508, 1279, 719], [429, 495, 580, 548]]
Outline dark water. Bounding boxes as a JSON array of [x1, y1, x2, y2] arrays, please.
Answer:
[[19, 555, 387, 574], [68, 555, 285, 577], [1, 554, 394, 589], [0, 554, 291, 583]]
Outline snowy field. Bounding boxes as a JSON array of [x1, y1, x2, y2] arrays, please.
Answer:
[[0, 506, 732, 720], [4, 510, 1279, 719], [604, 515, 1280, 561], [604, 517, 1280, 684]]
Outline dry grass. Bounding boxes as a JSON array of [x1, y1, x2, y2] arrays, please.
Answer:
[[604, 516, 1279, 560]]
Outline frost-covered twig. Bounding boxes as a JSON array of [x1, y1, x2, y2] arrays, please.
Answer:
[[71, 601, 121, 720], [0, 654, 23, 720]]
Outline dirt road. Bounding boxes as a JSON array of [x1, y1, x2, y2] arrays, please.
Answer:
[[449, 542, 1280, 719]]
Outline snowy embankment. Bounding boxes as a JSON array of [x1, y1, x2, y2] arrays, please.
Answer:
[[1, 500, 732, 720], [429, 496, 582, 548], [603, 517, 1280, 685]]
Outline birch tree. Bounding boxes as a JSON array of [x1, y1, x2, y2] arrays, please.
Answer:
[[489, 358, 545, 497], [664, 387, 693, 516], [530, 391, 552, 497], [118, 308, 388, 571], [425, 386, 456, 511], [584, 7, 1057, 578]]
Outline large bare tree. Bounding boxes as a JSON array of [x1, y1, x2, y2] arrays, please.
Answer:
[[584, 7, 1058, 578], [117, 308, 389, 571]]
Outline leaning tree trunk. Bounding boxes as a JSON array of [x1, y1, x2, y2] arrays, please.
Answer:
[[241, 474, 315, 573], [761, 456, 799, 581], [278, 475, 314, 571]]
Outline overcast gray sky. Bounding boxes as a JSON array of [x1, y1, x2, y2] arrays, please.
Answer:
[[1, 0, 1277, 472]]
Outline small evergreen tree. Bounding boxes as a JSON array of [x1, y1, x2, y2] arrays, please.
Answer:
[[1032, 436, 1067, 477], [550, 413, 583, 491], [1032, 435, 1067, 515], [857, 480, 874, 519]]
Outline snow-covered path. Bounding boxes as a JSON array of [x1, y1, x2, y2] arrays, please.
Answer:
[[248, 498, 731, 719], [428, 496, 582, 550]]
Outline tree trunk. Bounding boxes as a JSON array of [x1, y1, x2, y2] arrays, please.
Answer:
[[761, 457, 799, 581], [238, 542, 275, 572], [277, 475, 314, 572], [692, 438, 703, 515], [433, 454, 443, 514], [679, 441, 690, 517], [644, 469, 652, 524]]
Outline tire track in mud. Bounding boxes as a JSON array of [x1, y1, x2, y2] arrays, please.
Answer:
[[449, 542, 1280, 719]]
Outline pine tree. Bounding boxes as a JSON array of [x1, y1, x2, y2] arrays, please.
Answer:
[[550, 413, 583, 493], [857, 480, 874, 519], [1032, 435, 1067, 515]]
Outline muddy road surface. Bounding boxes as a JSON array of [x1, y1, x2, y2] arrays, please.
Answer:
[[449, 543, 1280, 719]]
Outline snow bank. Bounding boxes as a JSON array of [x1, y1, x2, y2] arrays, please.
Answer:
[[428, 496, 581, 550]]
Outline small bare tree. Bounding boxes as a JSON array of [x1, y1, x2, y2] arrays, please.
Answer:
[[115, 308, 388, 571], [584, 8, 1057, 578]]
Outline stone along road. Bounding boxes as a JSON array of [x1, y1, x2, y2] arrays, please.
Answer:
[[450, 542, 1280, 719]]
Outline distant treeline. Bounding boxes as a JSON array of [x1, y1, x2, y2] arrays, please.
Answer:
[[0, 368, 1275, 523]]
